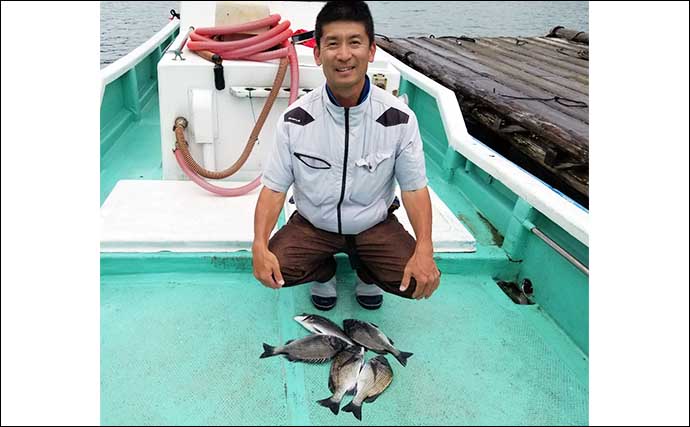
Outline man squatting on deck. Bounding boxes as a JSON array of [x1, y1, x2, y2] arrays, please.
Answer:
[[252, 1, 441, 310]]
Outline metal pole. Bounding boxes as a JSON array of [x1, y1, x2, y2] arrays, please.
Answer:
[[531, 227, 589, 276], [165, 26, 195, 60]]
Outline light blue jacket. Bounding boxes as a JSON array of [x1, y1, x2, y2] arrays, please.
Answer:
[[262, 79, 427, 235]]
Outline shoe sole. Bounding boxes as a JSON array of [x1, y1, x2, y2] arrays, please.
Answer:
[[356, 297, 382, 310], [311, 297, 336, 311]]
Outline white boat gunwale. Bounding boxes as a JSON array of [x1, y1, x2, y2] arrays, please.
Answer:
[[388, 58, 589, 247], [100, 19, 180, 102]]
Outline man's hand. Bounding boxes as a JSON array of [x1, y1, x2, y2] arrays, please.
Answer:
[[399, 187, 440, 300], [400, 247, 441, 299], [252, 244, 285, 289], [252, 187, 287, 289]]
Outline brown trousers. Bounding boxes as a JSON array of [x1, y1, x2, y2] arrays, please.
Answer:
[[268, 207, 419, 299]]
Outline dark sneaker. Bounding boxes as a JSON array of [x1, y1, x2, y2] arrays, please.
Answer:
[[311, 295, 337, 311], [355, 294, 383, 310]]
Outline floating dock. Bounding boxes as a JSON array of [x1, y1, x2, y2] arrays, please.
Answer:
[[376, 27, 589, 206]]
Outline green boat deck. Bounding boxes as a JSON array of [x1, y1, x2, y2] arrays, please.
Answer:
[[101, 269, 587, 425]]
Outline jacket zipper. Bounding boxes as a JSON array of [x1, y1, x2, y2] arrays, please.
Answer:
[[336, 107, 350, 234]]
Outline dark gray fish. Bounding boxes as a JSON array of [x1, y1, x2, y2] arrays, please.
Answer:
[[342, 355, 393, 421], [293, 313, 354, 345], [260, 334, 348, 363], [316, 345, 365, 415], [343, 319, 413, 366]]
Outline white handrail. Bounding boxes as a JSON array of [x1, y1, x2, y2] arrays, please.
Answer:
[[391, 59, 589, 247], [100, 19, 180, 104]]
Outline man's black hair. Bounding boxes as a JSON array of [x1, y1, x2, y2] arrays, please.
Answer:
[[314, 1, 375, 47]]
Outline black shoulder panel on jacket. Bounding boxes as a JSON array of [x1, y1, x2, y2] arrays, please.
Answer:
[[284, 107, 315, 126], [375, 107, 409, 127]]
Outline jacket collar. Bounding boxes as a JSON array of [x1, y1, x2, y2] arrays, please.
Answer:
[[325, 75, 371, 108]]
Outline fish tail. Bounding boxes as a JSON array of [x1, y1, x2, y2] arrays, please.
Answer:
[[316, 396, 340, 415], [342, 401, 362, 421], [260, 343, 277, 359], [394, 350, 414, 367]]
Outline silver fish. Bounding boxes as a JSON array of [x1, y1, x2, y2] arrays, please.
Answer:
[[293, 313, 354, 345], [343, 319, 413, 366], [316, 345, 365, 415], [342, 355, 393, 421], [260, 334, 348, 363]]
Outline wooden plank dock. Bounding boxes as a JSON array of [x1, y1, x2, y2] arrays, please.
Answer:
[[376, 27, 589, 206]]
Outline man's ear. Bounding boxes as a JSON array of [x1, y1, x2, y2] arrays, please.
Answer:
[[368, 42, 376, 63], [313, 45, 322, 66]]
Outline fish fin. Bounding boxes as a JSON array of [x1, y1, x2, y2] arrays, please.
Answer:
[[260, 343, 276, 359], [303, 358, 328, 364], [386, 335, 395, 345], [346, 384, 357, 396], [364, 393, 381, 403], [316, 397, 340, 415], [342, 401, 362, 421], [283, 355, 328, 364], [370, 322, 379, 328], [285, 339, 295, 345], [394, 351, 414, 367]]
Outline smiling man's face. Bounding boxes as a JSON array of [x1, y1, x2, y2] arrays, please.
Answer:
[[314, 20, 376, 97]]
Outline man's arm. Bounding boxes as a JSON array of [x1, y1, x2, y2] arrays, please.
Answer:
[[401, 187, 433, 251], [400, 186, 441, 299], [254, 111, 294, 288], [252, 186, 287, 289], [393, 110, 440, 299]]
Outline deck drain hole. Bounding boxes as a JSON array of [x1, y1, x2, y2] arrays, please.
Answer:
[[496, 279, 534, 305]]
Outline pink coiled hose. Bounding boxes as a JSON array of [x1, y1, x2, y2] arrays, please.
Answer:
[[174, 14, 299, 196]]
